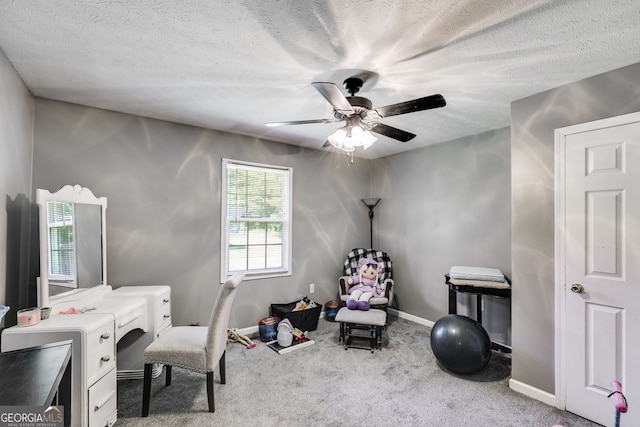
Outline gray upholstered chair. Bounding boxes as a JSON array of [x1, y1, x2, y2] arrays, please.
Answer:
[[141, 273, 244, 416]]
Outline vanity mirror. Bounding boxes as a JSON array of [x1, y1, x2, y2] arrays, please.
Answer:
[[36, 185, 107, 308]]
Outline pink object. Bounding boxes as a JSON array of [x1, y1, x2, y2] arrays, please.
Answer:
[[610, 380, 628, 413], [58, 308, 79, 315], [17, 308, 41, 327]]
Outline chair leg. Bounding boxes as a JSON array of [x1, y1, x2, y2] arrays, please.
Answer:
[[369, 325, 375, 353], [142, 363, 153, 417], [206, 372, 215, 412], [219, 351, 226, 384], [165, 365, 172, 386]]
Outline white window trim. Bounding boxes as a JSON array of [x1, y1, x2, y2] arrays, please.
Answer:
[[221, 158, 293, 282]]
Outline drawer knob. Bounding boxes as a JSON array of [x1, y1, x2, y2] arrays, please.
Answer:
[[163, 299, 170, 303], [101, 355, 111, 363], [100, 333, 110, 340]]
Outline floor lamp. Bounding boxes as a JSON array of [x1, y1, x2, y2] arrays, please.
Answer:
[[361, 198, 381, 249]]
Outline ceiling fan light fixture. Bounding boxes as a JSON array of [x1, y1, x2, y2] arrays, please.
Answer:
[[327, 127, 352, 152], [327, 126, 377, 152], [266, 79, 446, 153]]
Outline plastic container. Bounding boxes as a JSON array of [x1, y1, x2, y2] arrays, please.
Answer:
[[324, 300, 340, 322], [17, 307, 41, 327]]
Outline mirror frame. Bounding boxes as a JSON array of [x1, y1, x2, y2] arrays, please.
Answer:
[[36, 184, 108, 308]]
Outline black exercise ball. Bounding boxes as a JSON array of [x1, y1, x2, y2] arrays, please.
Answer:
[[430, 314, 491, 374]]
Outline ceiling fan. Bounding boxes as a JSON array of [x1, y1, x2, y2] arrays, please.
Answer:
[[266, 77, 446, 153]]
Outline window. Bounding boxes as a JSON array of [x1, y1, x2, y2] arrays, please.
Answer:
[[47, 201, 76, 284], [221, 159, 292, 281]]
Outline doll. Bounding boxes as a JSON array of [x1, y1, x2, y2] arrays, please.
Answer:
[[346, 258, 384, 310]]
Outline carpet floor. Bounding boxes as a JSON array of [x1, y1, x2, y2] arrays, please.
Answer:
[[115, 316, 599, 427]]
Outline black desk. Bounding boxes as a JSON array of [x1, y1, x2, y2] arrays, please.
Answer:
[[445, 274, 511, 353], [0, 340, 72, 427]]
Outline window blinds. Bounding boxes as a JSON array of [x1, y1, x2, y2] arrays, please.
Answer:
[[223, 160, 292, 278]]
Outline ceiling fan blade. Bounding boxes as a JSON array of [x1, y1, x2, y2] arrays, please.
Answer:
[[265, 118, 341, 127], [368, 122, 416, 142], [311, 82, 354, 115], [373, 94, 446, 118]]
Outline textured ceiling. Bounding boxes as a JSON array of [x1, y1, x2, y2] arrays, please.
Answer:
[[1, 0, 639, 159]]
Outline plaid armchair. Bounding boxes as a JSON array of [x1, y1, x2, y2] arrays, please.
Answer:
[[338, 248, 394, 312]]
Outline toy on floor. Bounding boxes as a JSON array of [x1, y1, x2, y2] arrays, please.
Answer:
[[227, 328, 256, 349], [608, 380, 628, 427], [553, 380, 628, 427], [276, 318, 310, 348], [292, 326, 309, 344]]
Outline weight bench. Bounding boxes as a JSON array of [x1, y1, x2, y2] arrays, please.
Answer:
[[335, 307, 387, 353]]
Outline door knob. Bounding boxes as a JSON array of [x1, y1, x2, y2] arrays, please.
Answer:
[[570, 283, 584, 294]]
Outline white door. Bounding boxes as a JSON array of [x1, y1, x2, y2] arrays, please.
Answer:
[[557, 112, 640, 426]]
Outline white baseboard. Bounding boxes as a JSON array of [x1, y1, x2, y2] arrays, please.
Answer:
[[509, 378, 557, 407], [388, 308, 435, 328]]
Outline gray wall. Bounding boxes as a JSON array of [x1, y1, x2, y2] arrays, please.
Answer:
[[511, 62, 640, 394], [371, 128, 512, 344], [31, 99, 372, 328], [5, 35, 640, 398], [0, 48, 34, 328]]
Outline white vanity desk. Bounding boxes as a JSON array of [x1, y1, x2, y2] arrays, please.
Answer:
[[0, 186, 171, 427]]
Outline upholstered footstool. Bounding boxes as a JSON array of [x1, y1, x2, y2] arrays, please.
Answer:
[[335, 307, 387, 353]]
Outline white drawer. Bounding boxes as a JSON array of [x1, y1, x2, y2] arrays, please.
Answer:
[[89, 368, 117, 427], [155, 291, 172, 336], [87, 323, 116, 386], [115, 303, 147, 341], [108, 285, 171, 336]]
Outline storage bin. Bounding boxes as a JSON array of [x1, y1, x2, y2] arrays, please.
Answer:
[[270, 301, 321, 332]]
